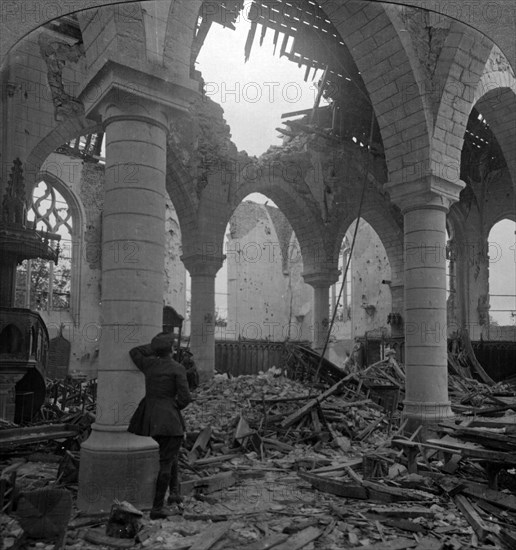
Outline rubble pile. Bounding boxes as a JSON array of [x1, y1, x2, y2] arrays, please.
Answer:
[[2, 353, 516, 549]]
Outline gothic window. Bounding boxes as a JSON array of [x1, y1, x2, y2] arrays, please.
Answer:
[[15, 179, 74, 313]]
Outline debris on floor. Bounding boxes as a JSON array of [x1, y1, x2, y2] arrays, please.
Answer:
[[2, 348, 516, 549]]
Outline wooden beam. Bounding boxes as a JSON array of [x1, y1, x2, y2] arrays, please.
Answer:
[[190, 521, 232, 550], [273, 526, 321, 550], [281, 375, 354, 428], [454, 495, 498, 542]]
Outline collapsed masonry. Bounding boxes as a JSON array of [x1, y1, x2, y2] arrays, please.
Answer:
[[2, 346, 516, 549], [1, 0, 516, 524]]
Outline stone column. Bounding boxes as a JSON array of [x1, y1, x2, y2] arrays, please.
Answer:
[[77, 99, 170, 512], [182, 254, 224, 383], [303, 270, 340, 352], [403, 199, 454, 426]]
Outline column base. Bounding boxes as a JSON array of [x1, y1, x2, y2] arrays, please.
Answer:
[[402, 400, 454, 435], [77, 424, 159, 513]]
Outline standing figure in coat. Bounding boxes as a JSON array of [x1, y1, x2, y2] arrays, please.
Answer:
[[127, 332, 192, 519]]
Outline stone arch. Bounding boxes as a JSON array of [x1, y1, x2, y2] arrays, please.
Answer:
[[487, 212, 516, 234], [165, 150, 200, 259], [25, 116, 101, 196], [231, 178, 328, 274], [432, 22, 493, 183], [333, 204, 403, 289], [320, 1, 433, 185], [163, 0, 203, 80], [472, 46, 516, 188], [189, 175, 327, 275], [473, 45, 516, 106], [78, 3, 147, 71], [334, 215, 394, 337]]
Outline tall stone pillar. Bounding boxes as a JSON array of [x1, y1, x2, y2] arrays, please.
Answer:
[[403, 198, 454, 426], [77, 97, 170, 512], [182, 254, 224, 383], [303, 270, 340, 352]]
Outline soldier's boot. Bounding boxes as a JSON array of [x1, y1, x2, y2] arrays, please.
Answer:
[[150, 473, 174, 520], [167, 461, 183, 509]]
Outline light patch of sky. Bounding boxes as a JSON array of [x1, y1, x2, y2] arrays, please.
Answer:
[[488, 219, 516, 325], [196, 17, 323, 157]]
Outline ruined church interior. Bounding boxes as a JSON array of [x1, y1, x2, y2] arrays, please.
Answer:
[[1, 0, 516, 548]]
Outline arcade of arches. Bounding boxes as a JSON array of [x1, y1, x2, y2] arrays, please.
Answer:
[[0, 0, 515, 512]]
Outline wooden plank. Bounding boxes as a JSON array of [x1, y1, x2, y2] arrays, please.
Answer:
[[310, 458, 362, 474], [189, 521, 232, 550], [460, 328, 494, 384], [454, 494, 497, 542], [273, 526, 321, 550], [298, 471, 369, 500], [361, 479, 432, 502], [382, 518, 426, 533], [262, 438, 294, 453], [414, 537, 442, 550], [499, 528, 516, 549], [310, 409, 321, 433], [298, 471, 428, 502], [462, 481, 516, 512], [192, 453, 240, 467], [0, 427, 80, 448], [369, 506, 435, 519], [351, 538, 417, 550], [393, 437, 516, 464], [249, 395, 318, 404], [181, 471, 236, 497], [84, 529, 135, 548], [281, 375, 354, 428], [241, 533, 289, 550]]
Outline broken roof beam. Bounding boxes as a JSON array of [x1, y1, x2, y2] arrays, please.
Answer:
[[281, 105, 330, 119]]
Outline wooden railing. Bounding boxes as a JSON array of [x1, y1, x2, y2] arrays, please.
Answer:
[[472, 340, 516, 382], [215, 340, 288, 376]]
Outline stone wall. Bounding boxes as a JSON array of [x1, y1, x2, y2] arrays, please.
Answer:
[[226, 201, 301, 341], [349, 220, 392, 339], [225, 202, 393, 357]]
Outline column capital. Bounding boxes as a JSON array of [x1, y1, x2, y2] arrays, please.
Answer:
[[78, 60, 196, 127], [386, 175, 465, 214], [181, 253, 225, 277], [302, 269, 340, 288]]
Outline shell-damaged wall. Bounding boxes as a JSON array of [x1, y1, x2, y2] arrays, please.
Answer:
[[225, 201, 393, 354]]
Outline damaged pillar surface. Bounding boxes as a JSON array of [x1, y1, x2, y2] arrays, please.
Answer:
[[182, 254, 224, 383], [303, 271, 340, 353], [77, 93, 171, 512], [402, 195, 454, 426]]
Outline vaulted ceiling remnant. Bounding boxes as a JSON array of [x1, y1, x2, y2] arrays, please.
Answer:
[[191, 1, 245, 69], [242, 0, 384, 157], [462, 109, 506, 185]]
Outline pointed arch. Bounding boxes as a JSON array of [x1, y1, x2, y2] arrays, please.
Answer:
[[320, 1, 433, 185]]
